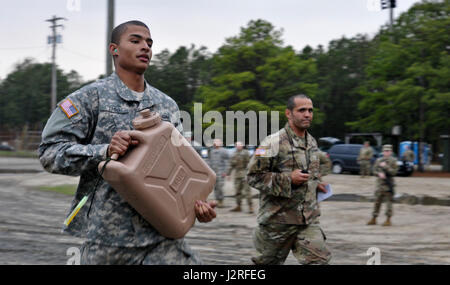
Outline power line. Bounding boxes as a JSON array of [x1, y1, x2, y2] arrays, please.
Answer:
[[60, 47, 106, 63], [0, 46, 46, 50], [45, 15, 67, 114]]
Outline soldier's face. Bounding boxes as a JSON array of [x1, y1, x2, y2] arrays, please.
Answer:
[[114, 25, 153, 74], [383, 150, 392, 157], [286, 98, 314, 131]]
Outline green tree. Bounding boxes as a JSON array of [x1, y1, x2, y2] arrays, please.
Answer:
[[144, 45, 213, 111], [311, 34, 374, 139], [0, 58, 83, 131], [348, 0, 450, 154], [195, 19, 320, 140]]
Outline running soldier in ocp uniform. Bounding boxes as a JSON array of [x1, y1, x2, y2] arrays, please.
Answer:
[[246, 94, 331, 265]]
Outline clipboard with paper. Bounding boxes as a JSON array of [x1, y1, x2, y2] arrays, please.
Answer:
[[317, 184, 333, 202]]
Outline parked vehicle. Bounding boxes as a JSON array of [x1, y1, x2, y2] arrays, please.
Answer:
[[397, 159, 414, 176], [0, 142, 15, 151], [374, 152, 414, 177], [328, 144, 413, 176], [318, 137, 343, 152], [328, 144, 370, 174], [246, 145, 257, 157]]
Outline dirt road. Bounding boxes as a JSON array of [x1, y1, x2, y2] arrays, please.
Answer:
[[0, 157, 449, 264]]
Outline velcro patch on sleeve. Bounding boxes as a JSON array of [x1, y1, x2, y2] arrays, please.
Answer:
[[254, 147, 267, 156], [59, 99, 79, 119]]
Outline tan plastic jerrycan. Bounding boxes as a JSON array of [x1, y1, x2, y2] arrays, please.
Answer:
[[98, 109, 216, 239]]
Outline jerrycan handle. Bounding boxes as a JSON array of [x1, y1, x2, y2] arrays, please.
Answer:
[[132, 109, 161, 130]]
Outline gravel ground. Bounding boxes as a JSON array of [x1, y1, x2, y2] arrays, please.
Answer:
[[0, 157, 449, 265]]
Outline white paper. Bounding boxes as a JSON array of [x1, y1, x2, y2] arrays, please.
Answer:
[[317, 184, 333, 202]]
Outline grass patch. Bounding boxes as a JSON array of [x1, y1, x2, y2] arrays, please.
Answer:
[[38, 184, 77, 196], [0, 150, 39, 158]]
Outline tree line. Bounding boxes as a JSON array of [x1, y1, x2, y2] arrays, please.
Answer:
[[0, 0, 448, 156]]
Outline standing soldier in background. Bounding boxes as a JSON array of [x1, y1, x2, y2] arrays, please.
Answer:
[[208, 139, 229, 208], [367, 144, 398, 227], [357, 141, 374, 178], [317, 150, 332, 179], [227, 141, 253, 214], [247, 94, 331, 265], [402, 145, 415, 163]]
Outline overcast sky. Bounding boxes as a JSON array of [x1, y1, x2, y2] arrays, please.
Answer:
[[0, 0, 421, 82]]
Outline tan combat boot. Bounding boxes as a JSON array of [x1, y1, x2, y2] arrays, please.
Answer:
[[248, 205, 254, 214], [230, 205, 241, 212], [367, 217, 377, 225], [382, 217, 391, 226], [217, 200, 225, 208]]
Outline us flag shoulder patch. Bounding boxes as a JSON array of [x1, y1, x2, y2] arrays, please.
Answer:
[[59, 99, 79, 118], [254, 148, 267, 156]]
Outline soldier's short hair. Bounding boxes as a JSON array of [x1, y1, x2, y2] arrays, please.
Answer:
[[111, 20, 150, 45], [286, 94, 312, 110]]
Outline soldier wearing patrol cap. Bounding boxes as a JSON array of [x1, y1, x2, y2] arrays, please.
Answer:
[[367, 144, 398, 227], [246, 94, 332, 265], [39, 20, 216, 264]]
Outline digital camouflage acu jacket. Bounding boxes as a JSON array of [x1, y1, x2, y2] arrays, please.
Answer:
[[39, 72, 183, 247]]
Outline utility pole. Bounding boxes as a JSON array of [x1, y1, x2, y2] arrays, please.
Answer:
[[381, 0, 396, 41], [46, 15, 66, 113], [106, 0, 115, 76], [389, 0, 395, 41]]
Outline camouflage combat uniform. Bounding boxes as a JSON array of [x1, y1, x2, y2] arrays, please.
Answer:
[[38, 72, 201, 265], [227, 148, 252, 209], [372, 156, 398, 218], [208, 147, 229, 202], [317, 150, 332, 178], [358, 146, 374, 177], [246, 123, 331, 265], [402, 149, 415, 163]]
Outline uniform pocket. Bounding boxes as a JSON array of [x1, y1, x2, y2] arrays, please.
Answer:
[[98, 107, 135, 135]]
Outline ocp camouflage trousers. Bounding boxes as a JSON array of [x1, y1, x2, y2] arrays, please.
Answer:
[[234, 177, 253, 207], [372, 190, 393, 218], [252, 223, 331, 265], [359, 160, 371, 176], [80, 239, 202, 265]]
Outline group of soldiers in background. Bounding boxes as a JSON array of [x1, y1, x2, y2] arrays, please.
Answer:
[[206, 139, 254, 214], [209, 138, 417, 228]]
